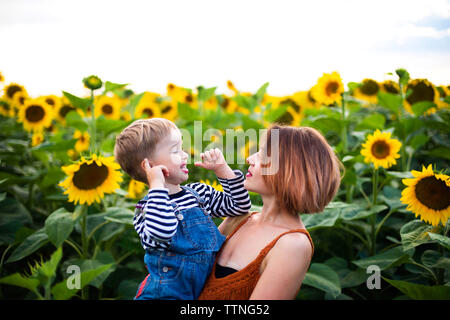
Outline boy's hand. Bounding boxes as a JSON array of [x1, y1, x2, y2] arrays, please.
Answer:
[[143, 158, 169, 189], [194, 148, 236, 179]]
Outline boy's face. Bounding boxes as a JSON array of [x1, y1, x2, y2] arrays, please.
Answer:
[[150, 128, 189, 185]]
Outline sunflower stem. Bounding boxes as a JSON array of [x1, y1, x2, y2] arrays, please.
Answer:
[[340, 93, 347, 153], [80, 204, 89, 300], [407, 259, 439, 285], [370, 167, 379, 255], [90, 89, 97, 154], [397, 81, 408, 172]]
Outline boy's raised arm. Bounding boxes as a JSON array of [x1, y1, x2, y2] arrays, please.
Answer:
[[192, 148, 252, 217]]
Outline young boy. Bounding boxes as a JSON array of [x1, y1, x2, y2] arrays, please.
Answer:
[[114, 118, 252, 299]]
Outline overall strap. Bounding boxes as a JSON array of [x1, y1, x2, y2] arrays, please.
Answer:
[[181, 185, 206, 208]]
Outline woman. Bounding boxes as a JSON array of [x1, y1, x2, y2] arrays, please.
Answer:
[[198, 125, 342, 300]]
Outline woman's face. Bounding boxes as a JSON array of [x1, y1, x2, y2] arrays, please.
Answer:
[[244, 150, 271, 195]]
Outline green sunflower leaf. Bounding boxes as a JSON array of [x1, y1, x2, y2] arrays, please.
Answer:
[[383, 277, 450, 300], [377, 91, 402, 113], [6, 228, 49, 263], [428, 233, 450, 250], [411, 101, 436, 116], [104, 81, 128, 93], [62, 91, 92, 113], [65, 110, 88, 132], [302, 263, 341, 299], [0, 273, 40, 293], [44, 208, 74, 248], [352, 246, 413, 271], [51, 263, 113, 300], [400, 220, 433, 251]]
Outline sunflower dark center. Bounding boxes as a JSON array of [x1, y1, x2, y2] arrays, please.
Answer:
[[0, 101, 10, 111], [143, 108, 154, 117], [221, 98, 230, 109], [6, 85, 22, 99], [60, 105, 75, 118], [361, 80, 380, 96], [280, 98, 301, 113], [415, 176, 450, 211], [185, 94, 193, 103], [45, 98, 55, 106], [276, 111, 294, 125], [25, 105, 45, 122], [307, 91, 316, 103], [371, 140, 390, 159], [383, 82, 399, 94], [325, 81, 339, 96], [406, 80, 435, 105], [72, 162, 109, 190], [102, 104, 113, 114], [161, 105, 172, 114]]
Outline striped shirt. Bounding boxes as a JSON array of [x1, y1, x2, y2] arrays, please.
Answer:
[[133, 169, 251, 250]]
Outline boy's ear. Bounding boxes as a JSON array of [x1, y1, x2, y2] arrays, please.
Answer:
[[140, 158, 152, 171]]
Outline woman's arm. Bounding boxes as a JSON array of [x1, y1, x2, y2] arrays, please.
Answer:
[[249, 232, 313, 300]]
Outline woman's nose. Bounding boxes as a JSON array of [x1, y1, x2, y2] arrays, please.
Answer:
[[246, 153, 255, 165]]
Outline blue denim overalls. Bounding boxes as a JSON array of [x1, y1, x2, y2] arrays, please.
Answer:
[[134, 185, 226, 300]]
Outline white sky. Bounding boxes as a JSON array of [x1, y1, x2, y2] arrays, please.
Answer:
[[1, 0, 449, 97]]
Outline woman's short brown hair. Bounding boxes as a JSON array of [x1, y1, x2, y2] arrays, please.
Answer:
[[261, 124, 343, 215], [114, 118, 178, 183]]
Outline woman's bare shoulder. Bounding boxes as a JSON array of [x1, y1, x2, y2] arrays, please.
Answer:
[[271, 231, 313, 259]]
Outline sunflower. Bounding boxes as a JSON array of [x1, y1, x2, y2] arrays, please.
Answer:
[[59, 154, 123, 205], [160, 102, 178, 121], [17, 97, 54, 132], [353, 79, 380, 104], [292, 90, 319, 109], [403, 79, 440, 115], [120, 110, 132, 121], [43, 95, 62, 110], [73, 130, 90, 153], [218, 95, 239, 114], [401, 164, 450, 227], [94, 95, 121, 120], [311, 72, 344, 106], [0, 99, 14, 117], [31, 131, 44, 147], [360, 129, 402, 169], [227, 80, 239, 96], [55, 97, 82, 124], [200, 179, 224, 192], [436, 85, 449, 99], [264, 96, 303, 127], [0, 71, 4, 82], [83, 75, 103, 90], [380, 80, 400, 95], [134, 92, 162, 119], [167, 84, 197, 108], [3, 83, 27, 102], [12, 91, 29, 110], [127, 179, 147, 199]]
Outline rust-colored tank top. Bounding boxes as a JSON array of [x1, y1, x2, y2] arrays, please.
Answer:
[[198, 212, 314, 300]]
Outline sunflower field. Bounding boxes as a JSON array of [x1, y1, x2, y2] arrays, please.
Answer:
[[0, 69, 449, 300]]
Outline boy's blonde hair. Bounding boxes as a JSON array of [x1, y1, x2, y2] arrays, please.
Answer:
[[114, 118, 178, 183]]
